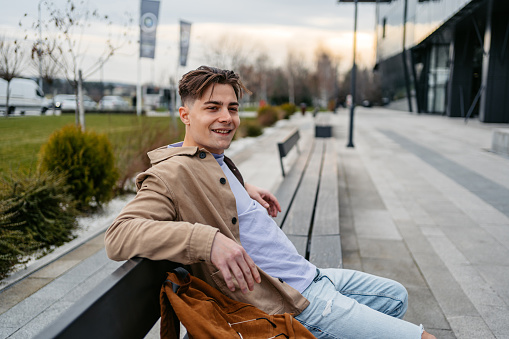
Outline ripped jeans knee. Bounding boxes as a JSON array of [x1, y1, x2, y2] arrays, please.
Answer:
[[295, 268, 422, 339]]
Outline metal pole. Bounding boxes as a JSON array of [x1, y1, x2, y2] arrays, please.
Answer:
[[136, 2, 142, 116], [78, 69, 85, 131], [38, 0, 43, 90], [402, 0, 413, 112], [347, 0, 358, 148], [137, 57, 142, 116]]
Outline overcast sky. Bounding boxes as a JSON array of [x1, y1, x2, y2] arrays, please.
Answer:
[[1, 0, 377, 85]]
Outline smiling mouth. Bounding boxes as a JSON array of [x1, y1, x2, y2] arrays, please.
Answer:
[[212, 129, 233, 135]]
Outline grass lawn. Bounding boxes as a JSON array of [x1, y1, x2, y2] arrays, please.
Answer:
[[0, 113, 185, 175]]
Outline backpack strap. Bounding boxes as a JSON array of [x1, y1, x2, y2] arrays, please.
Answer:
[[167, 267, 190, 293]]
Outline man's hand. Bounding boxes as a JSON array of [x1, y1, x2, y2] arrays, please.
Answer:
[[210, 232, 261, 294], [422, 331, 436, 339], [245, 183, 282, 217]]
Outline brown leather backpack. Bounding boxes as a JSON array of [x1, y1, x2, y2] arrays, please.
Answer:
[[160, 267, 315, 339]]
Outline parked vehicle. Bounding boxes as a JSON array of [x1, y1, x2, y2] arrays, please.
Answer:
[[0, 78, 44, 116], [143, 85, 173, 111], [42, 94, 97, 113], [99, 96, 129, 110]]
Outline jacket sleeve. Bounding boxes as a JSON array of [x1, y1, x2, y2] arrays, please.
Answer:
[[104, 172, 219, 265]]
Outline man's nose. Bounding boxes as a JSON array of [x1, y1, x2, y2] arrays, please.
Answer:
[[218, 107, 232, 123]]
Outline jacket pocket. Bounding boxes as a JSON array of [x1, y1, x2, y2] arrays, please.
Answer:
[[210, 269, 284, 314]]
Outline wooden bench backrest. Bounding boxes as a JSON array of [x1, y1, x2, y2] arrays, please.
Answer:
[[34, 258, 180, 339]]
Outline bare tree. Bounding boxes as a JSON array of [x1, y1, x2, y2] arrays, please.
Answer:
[[313, 46, 340, 109], [254, 52, 270, 104], [36, 0, 132, 129], [0, 37, 26, 117], [204, 34, 253, 71], [30, 38, 62, 114], [286, 50, 297, 105]]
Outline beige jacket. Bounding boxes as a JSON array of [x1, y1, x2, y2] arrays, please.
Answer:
[[105, 145, 309, 315]]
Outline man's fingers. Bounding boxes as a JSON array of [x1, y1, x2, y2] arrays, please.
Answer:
[[219, 264, 236, 292], [232, 262, 253, 293], [246, 254, 261, 284], [210, 233, 261, 294]]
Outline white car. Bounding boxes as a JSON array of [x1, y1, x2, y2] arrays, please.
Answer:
[[44, 94, 97, 112], [99, 96, 130, 110]]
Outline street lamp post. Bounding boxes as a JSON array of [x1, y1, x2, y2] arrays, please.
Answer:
[[347, 0, 358, 148], [337, 0, 392, 148]]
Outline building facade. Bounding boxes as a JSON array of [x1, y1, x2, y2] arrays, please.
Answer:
[[375, 0, 509, 123]]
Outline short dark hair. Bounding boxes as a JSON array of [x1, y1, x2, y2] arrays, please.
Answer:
[[178, 66, 251, 106]]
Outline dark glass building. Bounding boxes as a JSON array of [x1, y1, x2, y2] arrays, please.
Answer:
[[375, 0, 509, 123]]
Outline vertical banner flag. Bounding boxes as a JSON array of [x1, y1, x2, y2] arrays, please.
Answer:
[[179, 20, 192, 67], [139, 0, 160, 59]]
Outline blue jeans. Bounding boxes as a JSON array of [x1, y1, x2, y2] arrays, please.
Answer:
[[295, 268, 423, 339]]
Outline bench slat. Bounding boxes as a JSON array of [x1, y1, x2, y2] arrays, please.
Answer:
[[312, 138, 340, 236], [285, 235, 309, 258], [282, 139, 325, 237], [309, 235, 342, 268], [274, 138, 314, 227], [310, 138, 342, 268]]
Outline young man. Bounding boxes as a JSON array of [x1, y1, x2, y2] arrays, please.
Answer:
[[105, 66, 436, 339]]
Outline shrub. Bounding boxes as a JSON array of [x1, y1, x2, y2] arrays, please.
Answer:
[[113, 118, 184, 192], [0, 171, 78, 279], [279, 103, 297, 119], [257, 105, 282, 127], [38, 124, 119, 210], [237, 119, 263, 139]]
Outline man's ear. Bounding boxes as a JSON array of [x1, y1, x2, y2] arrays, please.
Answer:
[[179, 106, 190, 125]]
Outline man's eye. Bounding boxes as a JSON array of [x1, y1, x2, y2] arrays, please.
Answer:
[[229, 107, 239, 113], [207, 106, 218, 111]]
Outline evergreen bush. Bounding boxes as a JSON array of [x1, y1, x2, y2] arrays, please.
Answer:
[[38, 125, 119, 210], [237, 119, 263, 138], [0, 171, 78, 279], [279, 103, 297, 119], [257, 105, 282, 127]]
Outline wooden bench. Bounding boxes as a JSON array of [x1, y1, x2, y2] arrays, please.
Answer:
[[35, 120, 342, 338], [277, 128, 300, 177], [315, 113, 333, 138], [274, 130, 342, 268]]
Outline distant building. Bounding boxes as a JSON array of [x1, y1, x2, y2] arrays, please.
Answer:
[[375, 0, 509, 123]]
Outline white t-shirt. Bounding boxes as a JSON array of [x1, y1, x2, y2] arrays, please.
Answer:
[[215, 153, 316, 293]]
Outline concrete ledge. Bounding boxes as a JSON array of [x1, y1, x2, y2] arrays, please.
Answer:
[[491, 128, 509, 156]]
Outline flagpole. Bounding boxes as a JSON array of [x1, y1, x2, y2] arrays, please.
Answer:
[[136, 1, 142, 116], [137, 57, 142, 116]]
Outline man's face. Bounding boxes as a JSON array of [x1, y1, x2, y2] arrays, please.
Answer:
[[180, 83, 240, 154]]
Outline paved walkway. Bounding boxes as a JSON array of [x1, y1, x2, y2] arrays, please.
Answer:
[[334, 108, 509, 339], [0, 108, 508, 338]]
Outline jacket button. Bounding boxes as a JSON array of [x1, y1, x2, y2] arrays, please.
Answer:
[[199, 152, 206, 159], [232, 217, 237, 225], [220, 177, 226, 185]]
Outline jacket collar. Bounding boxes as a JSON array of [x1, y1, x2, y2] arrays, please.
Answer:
[[147, 145, 203, 165]]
